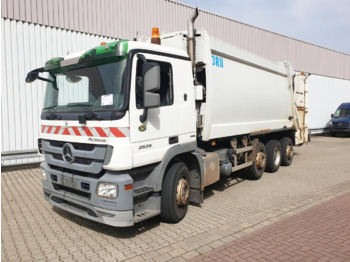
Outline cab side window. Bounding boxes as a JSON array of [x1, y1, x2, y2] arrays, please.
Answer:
[[136, 58, 173, 109]]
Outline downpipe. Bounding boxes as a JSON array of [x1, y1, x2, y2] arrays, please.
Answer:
[[187, 7, 199, 81]]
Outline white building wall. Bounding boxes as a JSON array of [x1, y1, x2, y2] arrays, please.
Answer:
[[308, 75, 350, 133], [1, 18, 117, 166]]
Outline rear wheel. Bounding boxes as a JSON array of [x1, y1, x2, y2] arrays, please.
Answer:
[[265, 140, 282, 173], [248, 142, 266, 180], [160, 162, 190, 223], [280, 137, 293, 166]]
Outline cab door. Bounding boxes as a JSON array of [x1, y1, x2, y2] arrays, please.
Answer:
[[129, 52, 181, 168]]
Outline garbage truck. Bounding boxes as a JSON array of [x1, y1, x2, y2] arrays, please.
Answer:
[[26, 9, 308, 227]]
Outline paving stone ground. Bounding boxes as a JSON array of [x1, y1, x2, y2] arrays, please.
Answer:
[[1, 136, 350, 261], [190, 191, 350, 262]]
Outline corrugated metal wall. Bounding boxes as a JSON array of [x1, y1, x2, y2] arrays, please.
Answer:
[[1, 0, 350, 165], [1, 18, 117, 165], [2, 0, 350, 80]]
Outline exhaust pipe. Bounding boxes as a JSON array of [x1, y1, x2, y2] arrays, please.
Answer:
[[187, 8, 199, 78]]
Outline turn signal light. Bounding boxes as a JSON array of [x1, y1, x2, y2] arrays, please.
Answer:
[[101, 42, 107, 45], [124, 184, 133, 191]]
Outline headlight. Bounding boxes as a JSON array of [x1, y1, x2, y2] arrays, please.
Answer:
[[96, 183, 118, 199], [42, 172, 47, 181], [326, 121, 332, 127]]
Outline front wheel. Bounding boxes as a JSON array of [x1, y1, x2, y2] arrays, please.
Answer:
[[160, 162, 190, 223]]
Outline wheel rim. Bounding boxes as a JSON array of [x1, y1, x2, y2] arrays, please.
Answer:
[[176, 177, 189, 206], [286, 145, 293, 159], [274, 148, 281, 166], [256, 151, 266, 169]]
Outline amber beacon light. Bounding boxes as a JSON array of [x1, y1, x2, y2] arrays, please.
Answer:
[[151, 27, 161, 45]]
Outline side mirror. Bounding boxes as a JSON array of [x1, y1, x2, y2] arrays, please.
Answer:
[[26, 71, 39, 83], [331, 114, 334, 118], [66, 75, 82, 83], [142, 63, 160, 108], [25, 67, 45, 83]]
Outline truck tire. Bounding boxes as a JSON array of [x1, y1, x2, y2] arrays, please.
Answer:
[[248, 142, 266, 180], [280, 137, 293, 166], [160, 162, 190, 223], [265, 140, 282, 173]]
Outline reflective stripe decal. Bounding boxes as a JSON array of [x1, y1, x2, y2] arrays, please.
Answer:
[[72, 126, 81, 136], [41, 126, 129, 137], [95, 127, 108, 137], [54, 126, 61, 134], [110, 127, 126, 137], [83, 127, 93, 137], [62, 128, 71, 135]]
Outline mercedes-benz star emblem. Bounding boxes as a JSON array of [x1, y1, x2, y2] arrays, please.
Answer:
[[62, 143, 75, 164]]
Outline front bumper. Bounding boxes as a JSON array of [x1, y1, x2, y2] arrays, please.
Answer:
[[41, 162, 134, 227], [326, 127, 350, 135]]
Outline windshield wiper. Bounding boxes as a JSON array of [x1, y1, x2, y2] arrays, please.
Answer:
[[42, 105, 62, 120], [69, 104, 104, 123], [67, 103, 93, 107], [43, 105, 57, 110]]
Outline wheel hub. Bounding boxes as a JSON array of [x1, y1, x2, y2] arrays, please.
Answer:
[[286, 145, 293, 159], [256, 152, 266, 169], [176, 178, 189, 206], [274, 148, 281, 166]]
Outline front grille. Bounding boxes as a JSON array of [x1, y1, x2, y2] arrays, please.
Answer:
[[48, 164, 105, 178], [52, 153, 63, 161], [43, 139, 107, 175], [332, 122, 349, 127], [51, 153, 94, 165], [52, 183, 91, 200], [50, 141, 95, 151]]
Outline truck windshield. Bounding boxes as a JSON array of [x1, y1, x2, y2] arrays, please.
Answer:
[[43, 59, 127, 113], [334, 108, 350, 118]]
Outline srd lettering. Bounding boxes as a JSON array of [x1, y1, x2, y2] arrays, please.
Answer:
[[138, 144, 152, 150], [212, 55, 223, 68]]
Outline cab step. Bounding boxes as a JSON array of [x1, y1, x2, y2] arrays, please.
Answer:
[[133, 186, 155, 198], [134, 209, 160, 223]]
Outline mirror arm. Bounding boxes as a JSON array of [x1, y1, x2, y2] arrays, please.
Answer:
[[140, 109, 148, 123], [137, 54, 147, 64], [37, 76, 54, 83]]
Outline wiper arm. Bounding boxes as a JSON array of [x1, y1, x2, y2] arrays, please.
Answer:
[[67, 103, 93, 107], [69, 104, 104, 123], [43, 105, 57, 110], [42, 105, 62, 120]]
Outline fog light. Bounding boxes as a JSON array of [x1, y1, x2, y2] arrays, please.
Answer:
[[97, 183, 118, 199], [42, 172, 47, 181]]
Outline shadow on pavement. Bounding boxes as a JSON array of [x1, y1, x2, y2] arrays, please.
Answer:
[[203, 173, 246, 200]]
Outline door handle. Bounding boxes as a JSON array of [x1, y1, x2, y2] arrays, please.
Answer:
[[169, 136, 179, 145]]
